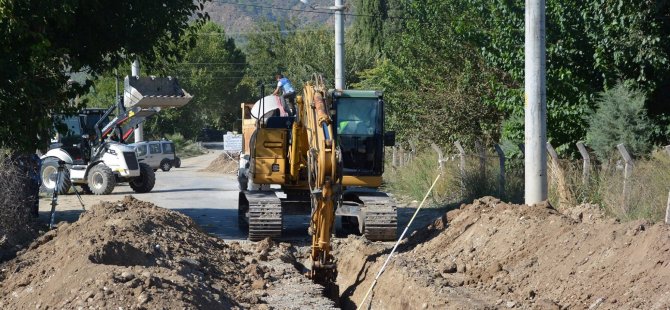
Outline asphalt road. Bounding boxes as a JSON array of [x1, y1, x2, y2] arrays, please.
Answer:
[[39, 151, 448, 243]]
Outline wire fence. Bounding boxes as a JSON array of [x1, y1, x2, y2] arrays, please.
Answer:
[[389, 140, 670, 223]]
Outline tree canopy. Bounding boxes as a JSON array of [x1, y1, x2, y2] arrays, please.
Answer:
[[0, 0, 208, 152]]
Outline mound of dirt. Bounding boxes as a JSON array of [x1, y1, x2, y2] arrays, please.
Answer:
[[0, 196, 334, 309], [201, 152, 239, 174], [337, 197, 670, 309]]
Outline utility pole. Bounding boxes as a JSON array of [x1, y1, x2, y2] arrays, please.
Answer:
[[334, 0, 345, 89], [301, 0, 345, 89], [132, 59, 144, 143], [524, 0, 547, 204]]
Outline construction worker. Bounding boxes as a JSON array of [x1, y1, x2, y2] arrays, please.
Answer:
[[272, 74, 296, 115]]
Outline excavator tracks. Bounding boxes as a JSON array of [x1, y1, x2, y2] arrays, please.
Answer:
[[239, 191, 283, 241], [357, 193, 398, 242]]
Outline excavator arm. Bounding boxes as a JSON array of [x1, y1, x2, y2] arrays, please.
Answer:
[[298, 76, 342, 285]]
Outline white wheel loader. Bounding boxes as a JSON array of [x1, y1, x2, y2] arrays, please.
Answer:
[[41, 76, 192, 195]]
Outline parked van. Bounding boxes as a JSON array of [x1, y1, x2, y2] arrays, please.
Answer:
[[130, 140, 181, 171]]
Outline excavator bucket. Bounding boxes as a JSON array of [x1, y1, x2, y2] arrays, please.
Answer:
[[123, 76, 193, 109]]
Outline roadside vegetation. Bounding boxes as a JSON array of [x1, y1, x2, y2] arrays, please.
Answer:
[[1, 1, 669, 223], [164, 133, 207, 159]]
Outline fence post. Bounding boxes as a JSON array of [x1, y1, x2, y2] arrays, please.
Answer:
[[494, 144, 506, 198], [408, 140, 417, 164], [576, 142, 591, 186], [616, 143, 634, 212], [431, 143, 444, 173], [475, 140, 486, 181], [454, 141, 466, 196], [392, 146, 398, 167], [547, 142, 574, 208], [666, 191, 670, 225]]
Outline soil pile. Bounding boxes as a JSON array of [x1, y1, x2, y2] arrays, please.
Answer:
[[337, 196, 670, 309], [0, 196, 334, 309], [201, 153, 238, 174]]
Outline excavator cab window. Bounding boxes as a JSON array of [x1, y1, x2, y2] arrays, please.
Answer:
[[334, 96, 384, 176]]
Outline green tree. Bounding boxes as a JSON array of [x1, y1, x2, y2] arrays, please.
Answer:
[[586, 83, 652, 160], [476, 0, 670, 151], [148, 22, 248, 139], [0, 0, 208, 152], [354, 0, 502, 147]]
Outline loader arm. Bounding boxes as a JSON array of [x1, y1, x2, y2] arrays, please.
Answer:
[[299, 78, 342, 285]]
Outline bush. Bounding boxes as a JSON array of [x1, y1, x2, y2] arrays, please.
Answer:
[[586, 83, 652, 160], [0, 151, 35, 236], [165, 133, 206, 159]]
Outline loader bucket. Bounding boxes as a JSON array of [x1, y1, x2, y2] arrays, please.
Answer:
[[123, 76, 193, 109]]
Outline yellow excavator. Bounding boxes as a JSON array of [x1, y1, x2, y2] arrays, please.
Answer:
[[237, 75, 397, 283]]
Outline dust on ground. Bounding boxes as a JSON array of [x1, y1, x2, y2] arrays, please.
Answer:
[[201, 152, 239, 174], [335, 196, 670, 309], [0, 196, 335, 309]]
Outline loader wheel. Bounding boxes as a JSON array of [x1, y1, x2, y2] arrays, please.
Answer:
[[160, 159, 172, 172], [130, 163, 155, 193], [40, 158, 71, 194], [87, 164, 116, 195]]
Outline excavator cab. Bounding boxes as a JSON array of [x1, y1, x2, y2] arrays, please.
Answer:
[[331, 90, 395, 187]]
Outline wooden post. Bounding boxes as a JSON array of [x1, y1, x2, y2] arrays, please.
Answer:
[[454, 141, 466, 196], [475, 140, 486, 181], [576, 142, 591, 186], [431, 143, 444, 173], [398, 146, 405, 167], [494, 144, 506, 199], [665, 191, 670, 224], [617, 143, 634, 212]]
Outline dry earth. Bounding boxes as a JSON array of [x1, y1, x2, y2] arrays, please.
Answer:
[[0, 196, 334, 309], [335, 197, 670, 309]]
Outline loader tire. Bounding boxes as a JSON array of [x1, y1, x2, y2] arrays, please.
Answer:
[[87, 164, 116, 195], [40, 158, 71, 194], [130, 163, 155, 193]]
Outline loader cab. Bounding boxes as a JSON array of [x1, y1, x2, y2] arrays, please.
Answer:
[[332, 90, 394, 183], [50, 109, 113, 164]]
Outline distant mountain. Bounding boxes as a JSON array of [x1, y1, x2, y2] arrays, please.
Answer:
[[204, 0, 353, 41]]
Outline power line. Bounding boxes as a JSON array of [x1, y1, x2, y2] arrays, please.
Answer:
[[196, 29, 323, 36], [212, 0, 417, 21]]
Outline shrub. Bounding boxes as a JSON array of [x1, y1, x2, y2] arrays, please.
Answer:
[[586, 83, 652, 159], [0, 151, 35, 236]]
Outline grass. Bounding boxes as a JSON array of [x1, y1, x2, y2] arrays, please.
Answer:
[[384, 150, 524, 207], [549, 149, 670, 221], [387, 146, 670, 222]]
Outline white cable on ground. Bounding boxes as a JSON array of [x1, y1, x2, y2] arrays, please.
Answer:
[[356, 172, 443, 310]]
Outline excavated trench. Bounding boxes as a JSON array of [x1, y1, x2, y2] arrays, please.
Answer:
[[329, 197, 670, 309]]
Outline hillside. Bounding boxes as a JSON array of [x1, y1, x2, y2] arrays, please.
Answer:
[[204, 0, 350, 40]]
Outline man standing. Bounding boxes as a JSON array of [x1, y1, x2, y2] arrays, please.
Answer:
[[272, 74, 296, 115]]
